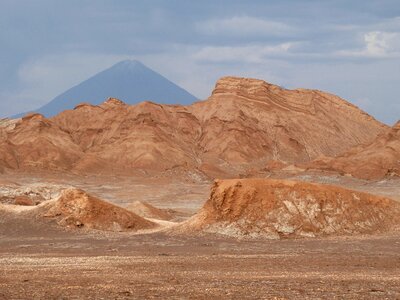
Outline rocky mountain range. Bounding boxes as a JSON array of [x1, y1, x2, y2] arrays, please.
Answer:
[[0, 76, 389, 179]]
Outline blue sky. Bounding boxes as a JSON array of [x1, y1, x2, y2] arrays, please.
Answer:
[[0, 0, 399, 124]]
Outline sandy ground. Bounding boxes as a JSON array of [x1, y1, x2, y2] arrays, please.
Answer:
[[1, 232, 400, 299], [0, 172, 400, 299]]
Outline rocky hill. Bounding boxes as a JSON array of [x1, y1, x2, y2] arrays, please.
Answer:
[[304, 121, 400, 179], [0, 77, 388, 178]]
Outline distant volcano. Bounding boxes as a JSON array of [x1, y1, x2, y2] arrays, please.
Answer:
[[15, 60, 198, 117]]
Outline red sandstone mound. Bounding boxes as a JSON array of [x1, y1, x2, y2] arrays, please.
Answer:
[[0, 77, 387, 178], [41, 188, 157, 231], [175, 179, 400, 239], [126, 200, 175, 221], [304, 121, 400, 180]]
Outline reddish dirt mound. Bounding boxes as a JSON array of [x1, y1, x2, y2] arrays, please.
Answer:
[[304, 121, 400, 180], [0, 77, 387, 178], [177, 179, 400, 239], [126, 201, 174, 221], [42, 188, 157, 232]]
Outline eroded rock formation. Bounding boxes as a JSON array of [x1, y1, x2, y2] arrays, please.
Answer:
[[176, 179, 400, 239]]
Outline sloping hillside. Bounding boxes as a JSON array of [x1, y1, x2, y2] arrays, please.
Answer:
[[304, 121, 400, 179]]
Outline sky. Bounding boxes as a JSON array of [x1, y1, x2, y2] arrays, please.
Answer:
[[0, 0, 399, 125]]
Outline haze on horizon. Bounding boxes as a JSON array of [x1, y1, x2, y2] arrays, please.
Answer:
[[0, 0, 399, 125]]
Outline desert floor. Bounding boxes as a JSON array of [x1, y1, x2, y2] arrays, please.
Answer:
[[0, 173, 399, 299]]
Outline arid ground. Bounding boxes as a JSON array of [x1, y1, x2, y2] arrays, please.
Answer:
[[1, 173, 399, 299]]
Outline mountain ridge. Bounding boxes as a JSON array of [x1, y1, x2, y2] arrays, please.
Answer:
[[1, 76, 388, 179]]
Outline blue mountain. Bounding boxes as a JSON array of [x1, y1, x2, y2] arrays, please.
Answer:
[[15, 60, 197, 117]]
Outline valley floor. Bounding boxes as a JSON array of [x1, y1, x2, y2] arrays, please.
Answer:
[[1, 233, 400, 299], [0, 172, 399, 299]]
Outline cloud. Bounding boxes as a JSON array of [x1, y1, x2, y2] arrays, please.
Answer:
[[365, 31, 399, 56], [336, 31, 400, 58], [196, 16, 296, 37], [193, 43, 294, 63]]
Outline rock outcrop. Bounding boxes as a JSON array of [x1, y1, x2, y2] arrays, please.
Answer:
[[175, 179, 400, 239]]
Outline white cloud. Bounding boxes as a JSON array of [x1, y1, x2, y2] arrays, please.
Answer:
[[336, 31, 400, 58], [365, 31, 395, 56], [192, 43, 294, 63], [196, 16, 295, 37]]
